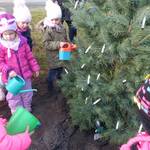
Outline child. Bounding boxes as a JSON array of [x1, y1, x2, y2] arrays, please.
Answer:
[[52, 0, 77, 42], [0, 117, 31, 150], [0, 11, 6, 102], [42, 0, 69, 91], [0, 12, 40, 114], [13, 0, 33, 50], [120, 79, 150, 150]]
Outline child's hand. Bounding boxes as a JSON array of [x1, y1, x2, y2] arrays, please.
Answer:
[[25, 125, 34, 135], [133, 96, 141, 109], [9, 71, 17, 78], [34, 71, 39, 78], [60, 42, 69, 48], [0, 118, 7, 125]]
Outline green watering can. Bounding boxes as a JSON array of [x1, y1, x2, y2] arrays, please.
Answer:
[[6, 107, 41, 135], [6, 75, 37, 95]]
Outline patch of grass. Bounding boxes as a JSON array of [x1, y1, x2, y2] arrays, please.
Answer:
[[31, 9, 48, 77]]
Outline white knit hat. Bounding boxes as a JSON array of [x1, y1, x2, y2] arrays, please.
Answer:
[[45, 0, 62, 20], [13, 0, 32, 22]]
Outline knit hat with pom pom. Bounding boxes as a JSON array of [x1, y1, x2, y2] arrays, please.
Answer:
[[45, 0, 62, 20], [13, 0, 32, 22]]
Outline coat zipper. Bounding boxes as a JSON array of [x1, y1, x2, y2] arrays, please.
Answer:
[[14, 51, 24, 78]]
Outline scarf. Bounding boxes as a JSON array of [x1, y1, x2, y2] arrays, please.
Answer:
[[43, 17, 62, 31], [0, 36, 21, 58]]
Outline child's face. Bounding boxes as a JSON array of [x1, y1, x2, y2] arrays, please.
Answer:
[[50, 18, 61, 25], [2, 30, 16, 41], [17, 21, 30, 31]]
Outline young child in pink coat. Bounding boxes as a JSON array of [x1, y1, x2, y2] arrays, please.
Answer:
[[0, 117, 31, 150], [0, 12, 40, 114], [120, 79, 150, 150]]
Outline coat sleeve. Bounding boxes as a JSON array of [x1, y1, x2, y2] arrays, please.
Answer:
[[0, 49, 13, 83], [0, 117, 31, 150], [43, 29, 60, 51], [25, 44, 40, 72], [9, 131, 32, 150], [2, 131, 31, 150]]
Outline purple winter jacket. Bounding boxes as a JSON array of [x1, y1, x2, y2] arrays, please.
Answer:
[[0, 35, 40, 83]]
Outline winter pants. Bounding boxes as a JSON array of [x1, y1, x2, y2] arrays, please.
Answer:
[[47, 67, 63, 90], [6, 79, 33, 114]]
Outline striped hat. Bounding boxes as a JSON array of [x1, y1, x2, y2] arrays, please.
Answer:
[[136, 79, 150, 115]]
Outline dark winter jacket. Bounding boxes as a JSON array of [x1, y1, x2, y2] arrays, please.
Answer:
[[18, 28, 33, 50], [52, 0, 72, 22], [61, 5, 72, 22], [0, 35, 40, 83]]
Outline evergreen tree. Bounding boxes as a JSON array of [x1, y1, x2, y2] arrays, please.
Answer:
[[60, 0, 150, 143]]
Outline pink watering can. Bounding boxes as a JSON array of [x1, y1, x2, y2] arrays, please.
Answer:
[[6, 75, 37, 95]]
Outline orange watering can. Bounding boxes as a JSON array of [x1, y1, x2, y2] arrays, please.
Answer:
[[59, 43, 77, 60], [70, 43, 77, 51]]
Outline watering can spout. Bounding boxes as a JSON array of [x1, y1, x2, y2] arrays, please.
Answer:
[[6, 75, 38, 95], [19, 89, 38, 94]]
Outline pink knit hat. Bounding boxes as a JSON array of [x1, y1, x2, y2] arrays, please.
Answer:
[[0, 12, 17, 34]]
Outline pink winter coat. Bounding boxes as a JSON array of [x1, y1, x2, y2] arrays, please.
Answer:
[[0, 35, 40, 83], [120, 132, 150, 150], [0, 118, 31, 150]]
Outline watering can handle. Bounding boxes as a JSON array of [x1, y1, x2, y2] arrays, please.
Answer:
[[7, 75, 25, 85], [19, 89, 37, 93]]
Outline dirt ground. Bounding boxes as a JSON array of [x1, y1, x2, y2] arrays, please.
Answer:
[[0, 78, 119, 150]]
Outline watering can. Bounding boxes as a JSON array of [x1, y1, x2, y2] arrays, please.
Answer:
[[59, 43, 77, 60], [6, 75, 37, 95], [6, 107, 41, 135]]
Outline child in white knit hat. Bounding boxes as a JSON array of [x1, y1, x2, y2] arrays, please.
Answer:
[[13, 0, 33, 50], [40, 0, 69, 92]]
